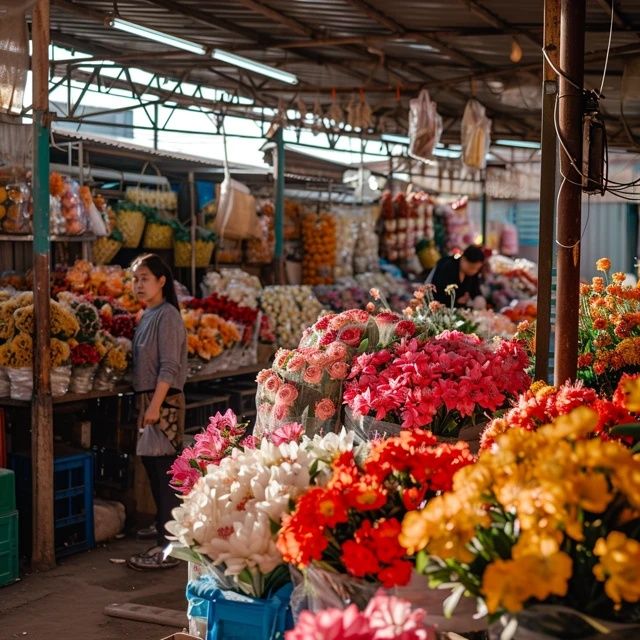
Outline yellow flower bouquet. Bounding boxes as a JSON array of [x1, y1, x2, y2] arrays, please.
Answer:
[[400, 406, 640, 638]]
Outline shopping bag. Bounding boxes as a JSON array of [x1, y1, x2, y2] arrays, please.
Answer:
[[136, 424, 176, 457], [214, 177, 261, 240]]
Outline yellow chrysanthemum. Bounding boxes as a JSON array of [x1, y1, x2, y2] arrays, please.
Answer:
[[593, 532, 640, 604], [596, 258, 612, 272]]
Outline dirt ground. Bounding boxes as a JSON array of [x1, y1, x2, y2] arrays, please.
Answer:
[[0, 538, 188, 640]]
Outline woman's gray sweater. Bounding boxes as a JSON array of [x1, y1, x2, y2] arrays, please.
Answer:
[[132, 302, 187, 393]]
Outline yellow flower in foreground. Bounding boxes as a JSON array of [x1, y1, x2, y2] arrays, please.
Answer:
[[621, 376, 640, 412], [400, 493, 487, 562], [596, 258, 611, 272], [538, 406, 598, 441], [482, 552, 572, 613], [593, 532, 640, 604]]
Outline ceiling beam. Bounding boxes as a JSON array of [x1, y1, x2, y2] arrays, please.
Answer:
[[343, 0, 483, 68], [594, 0, 638, 35], [461, 1, 542, 47], [233, 0, 313, 37]]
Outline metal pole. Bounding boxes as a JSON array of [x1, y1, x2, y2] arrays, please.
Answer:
[[481, 182, 488, 246], [153, 103, 159, 151], [189, 171, 197, 296], [535, 0, 560, 383], [31, 0, 55, 571], [273, 127, 285, 284], [554, 0, 585, 385]]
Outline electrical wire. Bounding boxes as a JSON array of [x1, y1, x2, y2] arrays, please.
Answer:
[[599, 0, 615, 97], [542, 48, 583, 92]]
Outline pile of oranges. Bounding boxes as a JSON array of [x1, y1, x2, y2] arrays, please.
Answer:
[[302, 212, 337, 286]]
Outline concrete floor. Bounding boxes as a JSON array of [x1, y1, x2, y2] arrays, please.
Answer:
[[0, 538, 188, 640]]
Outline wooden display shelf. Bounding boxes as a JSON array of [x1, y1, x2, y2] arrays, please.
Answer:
[[0, 364, 265, 408]]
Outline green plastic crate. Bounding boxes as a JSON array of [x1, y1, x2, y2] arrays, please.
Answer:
[[0, 469, 16, 515], [0, 510, 18, 586]]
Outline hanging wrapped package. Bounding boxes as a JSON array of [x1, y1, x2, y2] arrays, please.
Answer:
[[214, 177, 262, 241], [0, 2, 33, 114], [408, 89, 442, 162], [461, 99, 492, 170]]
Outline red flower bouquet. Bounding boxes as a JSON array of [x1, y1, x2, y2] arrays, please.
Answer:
[[277, 429, 474, 592], [71, 342, 101, 367], [480, 378, 637, 450], [344, 331, 530, 438]]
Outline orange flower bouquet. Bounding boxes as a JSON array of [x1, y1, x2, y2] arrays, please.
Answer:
[[578, 258, 640, 394]]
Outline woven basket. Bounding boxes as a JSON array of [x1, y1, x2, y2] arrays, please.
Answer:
[[117, 210, 146, 248], [143, 222, 173, 249], [93, 237, 122, 265], [174, 240, 215, 268]]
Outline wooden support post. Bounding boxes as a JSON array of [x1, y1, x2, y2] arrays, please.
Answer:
[[554, 0, 586, 385], [273, 128, 285, 285], [31, 0, 55, 571], [535, 0, 560, 382]]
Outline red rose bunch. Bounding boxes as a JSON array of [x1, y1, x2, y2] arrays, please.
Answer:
[[277, 430, 474, 588], [109, 313, 137, 340]]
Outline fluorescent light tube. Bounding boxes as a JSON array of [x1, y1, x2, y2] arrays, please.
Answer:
[[495, 139, 541, 149], [381, 133, 410, 145], [111, 18, 206, 55], [212, 49, 298, 85]]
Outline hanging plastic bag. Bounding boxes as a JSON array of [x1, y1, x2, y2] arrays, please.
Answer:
[[461, 99, 492, 170], [136, 424, 176, 457], [408, 89, 443, 162]]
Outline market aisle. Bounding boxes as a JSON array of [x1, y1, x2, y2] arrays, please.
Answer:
[[0, 538, 187, 640]]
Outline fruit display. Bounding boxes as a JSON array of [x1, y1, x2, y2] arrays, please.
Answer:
[[301, 212, 337, 285], [245, 201, 275, 264], [0, 176, 31, 234], [49, 173, 88, 236]]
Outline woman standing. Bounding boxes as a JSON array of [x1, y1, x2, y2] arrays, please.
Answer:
[[127, 254, 187, 570]]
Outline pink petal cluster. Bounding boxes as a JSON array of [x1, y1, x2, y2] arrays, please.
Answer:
[[344, 331, 530, 431], [285, 593, 435, 640], [168, 409, 248, 494], [269, 422, 304, 445]]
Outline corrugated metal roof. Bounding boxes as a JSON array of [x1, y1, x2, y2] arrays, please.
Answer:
[[42, 1, 640, 147]]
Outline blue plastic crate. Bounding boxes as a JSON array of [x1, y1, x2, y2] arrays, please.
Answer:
[[10, 451, 94, 558], [186, 576, 293, 640], [0, 510, 19, 586]]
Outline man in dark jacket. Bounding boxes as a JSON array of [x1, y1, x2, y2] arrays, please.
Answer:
[[429, 245, 485, 307]]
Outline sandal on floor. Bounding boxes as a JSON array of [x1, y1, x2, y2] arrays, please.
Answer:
[[127, 546, 179, 570]]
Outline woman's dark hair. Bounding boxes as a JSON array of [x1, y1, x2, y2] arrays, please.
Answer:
[[462, 244, 485, 264], [131, 253, 180, 310]]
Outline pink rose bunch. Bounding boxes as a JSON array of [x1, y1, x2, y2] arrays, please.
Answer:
[[168, 409, 248, 494], [285, 592, 436, 640], [344, 331, 530, 435]]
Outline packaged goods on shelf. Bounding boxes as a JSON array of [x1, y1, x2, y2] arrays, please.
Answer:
[[49, 173, 89, 236], [354, 211, 379, 274], [333, 207, 360, 279], [216, 238, 243, 264], [302, 212, 337, 285], [379, 191, 433, 264], [284, 199, 303, 240], [0, 173, 30, 234], [245, 201, 275, 264], [441, 196, 476, 251]]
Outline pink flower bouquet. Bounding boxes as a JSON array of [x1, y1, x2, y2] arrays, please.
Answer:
[[286, 592, 436, 640], [344, 330, 530, 438]]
